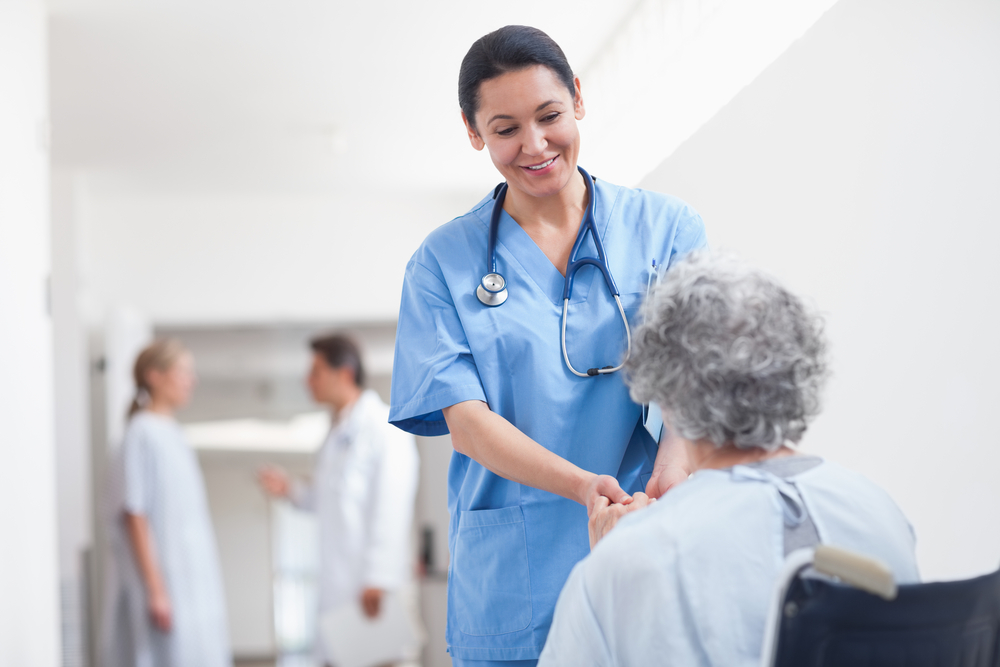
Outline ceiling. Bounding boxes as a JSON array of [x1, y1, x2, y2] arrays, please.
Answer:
[[49, 0, 640, 196]]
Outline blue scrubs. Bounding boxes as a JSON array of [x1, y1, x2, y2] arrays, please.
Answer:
[[390, 174, 706, 662]]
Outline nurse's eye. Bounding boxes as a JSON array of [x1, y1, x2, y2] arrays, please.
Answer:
[[541, 112, 561, 123], [496, 126, 517, 137]]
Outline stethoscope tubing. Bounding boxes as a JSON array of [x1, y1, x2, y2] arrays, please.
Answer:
[[486, 182, 505, 275], [562, 167, 620, 300], [482, 165, 632, 377], [561, 294, 632, 377]]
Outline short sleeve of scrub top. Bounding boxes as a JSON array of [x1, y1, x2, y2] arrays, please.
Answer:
[[389, 176, 706, 661], [389, 256, 488, 436]]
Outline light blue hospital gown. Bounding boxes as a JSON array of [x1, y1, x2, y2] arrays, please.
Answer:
[[103, 412, 231, 667], [538, 458, 921, 667], [389, 174, 706, 662]]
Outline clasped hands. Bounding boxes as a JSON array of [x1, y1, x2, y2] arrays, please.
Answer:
[[588, 492, 654, 549], [585, 463, 689, 549]]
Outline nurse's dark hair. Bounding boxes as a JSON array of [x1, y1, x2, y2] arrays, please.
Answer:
[[128, 338, 188, 420], [459, 25, 576, 131], [310, 333, 365, 387]]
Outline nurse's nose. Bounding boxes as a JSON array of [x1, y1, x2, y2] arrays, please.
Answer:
[[521, 123, 547, 157]]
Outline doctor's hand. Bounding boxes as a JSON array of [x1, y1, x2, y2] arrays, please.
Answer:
[[360, 587, 384, 619], [583, 474, 632, 517], [588, 492, 654, 549], [257, 465, 290, 498]]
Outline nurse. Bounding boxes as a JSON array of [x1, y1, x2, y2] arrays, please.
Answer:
[[389, 25, 707, 666]]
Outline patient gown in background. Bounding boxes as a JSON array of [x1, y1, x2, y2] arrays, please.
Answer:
[[103, 411, 231, 667]]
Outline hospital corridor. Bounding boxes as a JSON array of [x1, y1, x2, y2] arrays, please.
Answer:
[[2, 0, 1000, 666]]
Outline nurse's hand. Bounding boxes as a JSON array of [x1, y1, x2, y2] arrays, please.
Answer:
[[361, 587, 383, 618], [588, 493, 654, 549], [583, 474, 632, 517]]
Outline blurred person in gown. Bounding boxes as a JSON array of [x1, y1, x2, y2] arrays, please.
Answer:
[[258, 333, 423, 666], [103, 338, 231, 667]]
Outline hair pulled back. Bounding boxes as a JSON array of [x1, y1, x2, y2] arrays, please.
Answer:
[[459, 25, 576, 130], [128, 338, 187, 420], [310, 333, 365, 387]]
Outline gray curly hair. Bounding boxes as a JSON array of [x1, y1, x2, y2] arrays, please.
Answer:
[[626, 251, 828, 451]]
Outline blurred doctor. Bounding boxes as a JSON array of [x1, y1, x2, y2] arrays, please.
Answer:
[[259, 334, 421, 664]]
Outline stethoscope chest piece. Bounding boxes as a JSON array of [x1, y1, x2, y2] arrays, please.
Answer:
[[477, 272, 508, 307]]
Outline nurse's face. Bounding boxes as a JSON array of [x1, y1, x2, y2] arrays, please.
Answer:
[[463, 65, 585, 200]]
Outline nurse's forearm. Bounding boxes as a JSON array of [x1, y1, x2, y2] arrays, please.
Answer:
[[443, 400, 630, 512]]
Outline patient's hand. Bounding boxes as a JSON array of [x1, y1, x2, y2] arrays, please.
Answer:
[[589, 492, 654, 549], [646, 433, 694, 499], [645, 464, 690, 499]]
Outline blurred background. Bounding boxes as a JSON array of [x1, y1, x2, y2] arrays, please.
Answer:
[[1, 0, 999, 665]]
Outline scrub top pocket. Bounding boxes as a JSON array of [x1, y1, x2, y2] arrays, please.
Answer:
[[451, 506, 532, 636]]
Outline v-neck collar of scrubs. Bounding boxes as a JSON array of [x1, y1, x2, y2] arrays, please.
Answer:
[[486, 178, 617, 307]]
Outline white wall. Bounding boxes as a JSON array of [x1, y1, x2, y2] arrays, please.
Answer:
[[579, 0, 839, 187], [0, 0, 61, 664], [51, 169, 92, 665], [76, 188, 480, 326], [641, 0, 1000, 581], [199, 451, 283, 657], [414, 436, 452, 667]]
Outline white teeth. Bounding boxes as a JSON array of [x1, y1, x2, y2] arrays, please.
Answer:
[[527, 158, 555, 170]]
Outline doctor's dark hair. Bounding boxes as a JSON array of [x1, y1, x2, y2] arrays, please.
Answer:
[[310, 333, 365, 387], [625, 251, 828, 451], [128, 338, 187, 420], [459, 25, 576, 130]]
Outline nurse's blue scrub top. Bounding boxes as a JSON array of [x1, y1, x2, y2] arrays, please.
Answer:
[[390, 174, 706, 661]]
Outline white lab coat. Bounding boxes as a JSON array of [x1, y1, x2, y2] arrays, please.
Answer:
[[290, 389, 420, 615]]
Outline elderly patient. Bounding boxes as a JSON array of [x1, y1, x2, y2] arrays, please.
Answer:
[[539, 251, 920, 667]]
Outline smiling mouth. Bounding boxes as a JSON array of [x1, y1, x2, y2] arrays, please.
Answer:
[[524, 156, 557, 171]]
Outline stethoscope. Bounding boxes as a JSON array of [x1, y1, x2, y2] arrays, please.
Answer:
[[476, 165, 632, 378]]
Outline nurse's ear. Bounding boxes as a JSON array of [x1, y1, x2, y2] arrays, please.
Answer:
[[462, 111, 486, 151], [573, 77, 586, 121]]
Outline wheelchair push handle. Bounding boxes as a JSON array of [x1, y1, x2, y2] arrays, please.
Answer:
[[813, 544, 897, 601]]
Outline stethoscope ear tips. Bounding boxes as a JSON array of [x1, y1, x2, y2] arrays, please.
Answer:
[[477, 272, 508, 307]]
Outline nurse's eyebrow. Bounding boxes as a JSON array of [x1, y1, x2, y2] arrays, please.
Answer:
[[486, 101, 562, 126], [487, 113, 514, 125]]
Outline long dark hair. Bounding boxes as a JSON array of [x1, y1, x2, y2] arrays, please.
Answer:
[[459, 25, 576, 130]]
